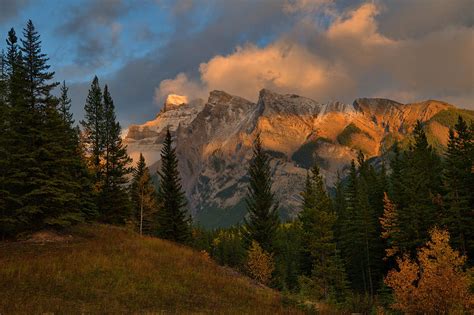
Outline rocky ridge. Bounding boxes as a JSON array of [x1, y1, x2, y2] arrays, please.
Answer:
[[125, 89, 468, 228]]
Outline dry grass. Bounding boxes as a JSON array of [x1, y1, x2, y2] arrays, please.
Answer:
[[0, 224, 302, 314]]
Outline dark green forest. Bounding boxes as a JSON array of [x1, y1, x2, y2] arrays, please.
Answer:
[[1, 21, 472, 313]]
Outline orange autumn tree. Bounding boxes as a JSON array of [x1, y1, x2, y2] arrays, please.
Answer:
[[379, 192, 400, 258], [246, 240, 274, 285], [385, 228, 473, 313]]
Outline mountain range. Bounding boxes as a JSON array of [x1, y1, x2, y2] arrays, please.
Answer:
[[124, 89, 473, 228]]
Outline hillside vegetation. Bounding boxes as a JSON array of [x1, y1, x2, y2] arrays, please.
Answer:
[[0, 225, 301, 314]]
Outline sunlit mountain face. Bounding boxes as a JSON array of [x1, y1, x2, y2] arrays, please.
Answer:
[[124, 88, 473, 227]]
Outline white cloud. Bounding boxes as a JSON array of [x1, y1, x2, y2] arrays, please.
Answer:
[[155, 73, 207, 104]]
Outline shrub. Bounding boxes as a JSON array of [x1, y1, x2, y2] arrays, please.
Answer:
[[246, 240, 275, 285]]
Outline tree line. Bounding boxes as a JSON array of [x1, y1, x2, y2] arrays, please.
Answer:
[[0, 20, 190, 243], [193, 117, 473, 312], [0, 20, 472, 313]]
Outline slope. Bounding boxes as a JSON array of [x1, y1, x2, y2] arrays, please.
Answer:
[[0, 224, 300, 314]]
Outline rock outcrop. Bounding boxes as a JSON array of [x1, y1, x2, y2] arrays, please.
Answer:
[[124, 89, 468, 228]]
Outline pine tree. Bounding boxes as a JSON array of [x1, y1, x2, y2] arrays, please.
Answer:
[[56, 80, 97, 221], [298, 164, 347, 301], [443, 116, 474, 259], [389, 141, 405, 209], [1, 22, 87, 232], [156, 129, 191, 243], [80, 76, 104, 185], [99, 85, 132, 224], [58, 81, 73, 125], [395, 121, 443, 256], [243, 133, 279, 253], [0, 50, 9, 238], [339, 155, 382, 297], [20, 20, 58, 110], [1, 28, 29, 235], [20, 20, 85, 229], [130, 153, 158, 235]]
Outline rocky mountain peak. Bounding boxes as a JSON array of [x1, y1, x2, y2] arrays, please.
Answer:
[[207, 90, 235, 105], [163, 94, 188, 112], [257, 88, 321, 116], [353, 98, 403, 115], [124, 89, 469, 228]]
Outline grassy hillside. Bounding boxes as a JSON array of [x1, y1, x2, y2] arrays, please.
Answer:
[[0, 224, 301, 314]]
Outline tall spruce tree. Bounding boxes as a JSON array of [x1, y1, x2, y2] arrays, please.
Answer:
[[394, 121, 443, 256], [57, 80, 97, 221], [0, 50, 9, 238], [338, 154, 383, 296], [19, 20, 85, 229], [58, 81, 73, 125], [156, 129, 191, 243], [80, 76, 104, 185], [99, 85, 132, 224], [1, 28, 29, 235], [1, 22, 87, 233], [20, 20, 58, 110], [443, 116, 474, 259], [298, 164, 347, 300], [130, 153, 159, 235], [243, 133, 279, 253]]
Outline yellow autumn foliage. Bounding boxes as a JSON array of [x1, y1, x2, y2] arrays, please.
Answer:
[[246, 240, 275, 285], [385, 228, 473, 314]]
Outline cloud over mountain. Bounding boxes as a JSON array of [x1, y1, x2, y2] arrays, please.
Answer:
[[156, 1, 473, 107]]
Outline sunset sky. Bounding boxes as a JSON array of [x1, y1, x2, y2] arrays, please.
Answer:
[[1, 0, 473, 125]]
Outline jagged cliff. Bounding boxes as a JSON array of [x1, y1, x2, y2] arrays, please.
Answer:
[[124, 89, 472, 228]]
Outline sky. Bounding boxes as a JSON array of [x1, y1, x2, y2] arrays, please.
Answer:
[[1, 0, 473, 126]]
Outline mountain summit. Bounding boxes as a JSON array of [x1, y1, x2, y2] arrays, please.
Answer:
[[125, 90, 471, 228], [163, 94, 188, 112]]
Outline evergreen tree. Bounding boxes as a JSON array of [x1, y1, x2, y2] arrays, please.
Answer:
[[298, 164, 347, 301], [333, 171, 346, 245], [56, 80, 97, 221], [1, 22, 87, 233], [243, 133, 279, 253], [19, 20, 85, 229], [80, 76, 104, 185], [156, 129, 191, 243], [99, 85, 132, 224], [1, 28, 29, 235], [339, 155, 382, 297], [0, 50, 9, 238], [395, 121, 443, 256], [443, 116, 474, 259], [20, 20, 58, 110], [58, 81, 73, 125], [130, 153, 158, 235], [389, 142, 405, 209]]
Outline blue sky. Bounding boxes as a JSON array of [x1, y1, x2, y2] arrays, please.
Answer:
[[1, 0, 473, 126]]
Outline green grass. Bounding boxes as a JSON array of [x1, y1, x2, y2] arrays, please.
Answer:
[[337, 123, 372, 146], [291, 138, 331, 169], [0, 224, 301, 314], [428, 108, 474, 127]]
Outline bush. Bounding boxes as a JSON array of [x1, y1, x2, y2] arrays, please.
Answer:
[[246, 240, 275, 285]]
